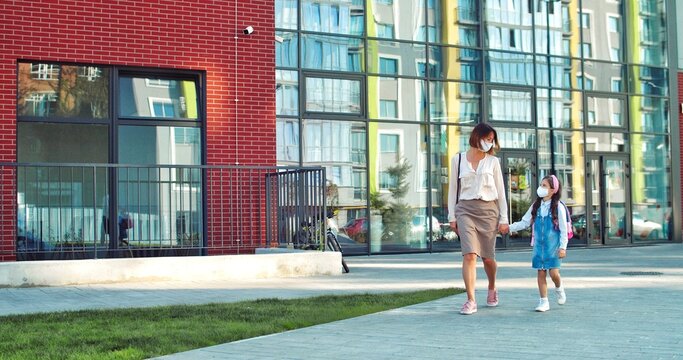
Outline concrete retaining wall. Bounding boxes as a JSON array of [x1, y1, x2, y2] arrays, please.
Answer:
[[0, 251, 342, 287]]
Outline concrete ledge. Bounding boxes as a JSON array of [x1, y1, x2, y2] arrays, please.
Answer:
[[0, 251, 342, 287], [254, 247, 306, 254]]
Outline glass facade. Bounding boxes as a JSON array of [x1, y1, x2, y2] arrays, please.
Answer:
[[277, 0, 674, 254]]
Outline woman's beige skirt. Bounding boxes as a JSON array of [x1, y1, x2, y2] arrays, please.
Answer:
[[454, 199, 499, 259]]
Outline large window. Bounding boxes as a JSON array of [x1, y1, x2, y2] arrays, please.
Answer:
[[488, 89, 532, 123], [16, 61, 203, 259], [301, 34, 364, 72], [585, 96, 625, 128], [305, 76, 362, 115]]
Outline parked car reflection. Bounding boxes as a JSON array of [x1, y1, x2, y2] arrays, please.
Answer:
[[341, 215, 442, 245], [340, 217, 368, 243], [410, 215, 441, 242], [327, 216, 357, 246], [632, 212, 663, 238], [570, 212, 662, 239]]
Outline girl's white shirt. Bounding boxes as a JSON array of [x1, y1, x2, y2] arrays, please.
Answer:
[[447, 152, 508, 224], [508, 199, 569, 249]]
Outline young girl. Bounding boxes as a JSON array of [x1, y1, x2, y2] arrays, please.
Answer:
[[509, 175, 568, 312]]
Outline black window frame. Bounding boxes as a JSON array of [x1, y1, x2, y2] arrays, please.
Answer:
[[16, 60, 206, 164], [301, 71, 366, 120]]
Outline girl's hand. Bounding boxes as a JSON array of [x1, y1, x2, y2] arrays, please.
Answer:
[[498, 224, 509, 234], [558, 249, 566, 259], [449, 221, 459, 236]]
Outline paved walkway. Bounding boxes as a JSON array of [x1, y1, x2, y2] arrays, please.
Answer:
[[2, 244, 682, 359]]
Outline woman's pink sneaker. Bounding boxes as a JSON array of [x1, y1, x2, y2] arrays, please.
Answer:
[[486, 289, 499, 307], [460, 300, 477, 315]]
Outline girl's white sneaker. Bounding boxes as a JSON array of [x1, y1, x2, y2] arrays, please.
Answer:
[[555, 287, 567, 305], [535, 298, 550, 312]]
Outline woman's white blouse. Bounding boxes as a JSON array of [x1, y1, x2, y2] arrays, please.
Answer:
[[447, 153, 508, 224], [508, 199, 569, 249]]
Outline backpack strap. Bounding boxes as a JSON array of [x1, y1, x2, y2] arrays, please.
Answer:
[[456, 153, 463, 204], [558, 201, 571, 222]]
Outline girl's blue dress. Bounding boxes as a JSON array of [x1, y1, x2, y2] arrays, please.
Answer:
[[532, 213, 562, 270]]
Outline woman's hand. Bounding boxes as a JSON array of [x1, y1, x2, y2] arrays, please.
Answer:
[[449, 221, 459, 236], [498, 223, 509, 234], [558, 249, 566, 259]]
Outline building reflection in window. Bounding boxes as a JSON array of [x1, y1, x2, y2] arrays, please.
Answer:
[[305, 77, 361, 114], [487, 51, 534, 85], [429, 0, 480, 46], [631, 134, 671, 240], [585, 96, 624, 128], [276, 118, 300, 165], [302, 0, 364, 36], [430, 125, 471, 250], [302, 120, 368, 254], [485, 0, 533, 52], [368, 76, 426, 121], [119, 76, 197, 120], [276, 70, 299, 116], [276, 0, 298, 29], [430, 45, 482, 81], [369, 0, 425, 41], [430, 81, 480, 124], [367, 40, 426, 77], [276, 31, 298, 68], [489, 89, 532, 123], [536, 89, 583, 129], [585, 132, 628, 152], [626, 0, 667, 66], [630, 96, 669, 133], [18, 63, 109, 119], [367, 122, 429, 252], [302, 34, 364, 72]]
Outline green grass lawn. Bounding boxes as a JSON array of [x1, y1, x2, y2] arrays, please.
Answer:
[[0, 288, 462, 360]]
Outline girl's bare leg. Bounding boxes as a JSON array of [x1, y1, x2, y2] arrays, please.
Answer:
[[549, 268, 562, 288], [537, 270, 548, 298]]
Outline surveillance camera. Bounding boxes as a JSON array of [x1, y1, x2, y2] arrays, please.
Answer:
[[243, 26, 254, 35]]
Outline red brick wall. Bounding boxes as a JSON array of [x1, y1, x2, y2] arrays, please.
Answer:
[[0, 0, 275, 260]]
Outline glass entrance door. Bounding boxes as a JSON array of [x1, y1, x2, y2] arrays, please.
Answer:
[[587, 155, 630, 245], [501, 152, 536, 247]]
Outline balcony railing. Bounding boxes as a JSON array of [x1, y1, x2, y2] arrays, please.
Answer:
[[0, 163, 325, 261]]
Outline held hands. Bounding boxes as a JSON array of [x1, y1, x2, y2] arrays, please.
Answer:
[[558, 249, 567, 259], [498, 223, 509, 235]]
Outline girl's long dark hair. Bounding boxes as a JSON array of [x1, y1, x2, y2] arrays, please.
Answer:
[[531, 175, 562, 227]]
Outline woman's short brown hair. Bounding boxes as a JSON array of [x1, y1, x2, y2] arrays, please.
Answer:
[[469, 123, 500, 155]]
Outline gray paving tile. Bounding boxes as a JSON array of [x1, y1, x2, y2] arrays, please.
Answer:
[[2, 244, 682, 359]]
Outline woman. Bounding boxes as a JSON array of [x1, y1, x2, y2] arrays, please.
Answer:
[[448, 123, 509, 315]]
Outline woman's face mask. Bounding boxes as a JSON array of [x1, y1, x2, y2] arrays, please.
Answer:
[[479, 140, 493, 152], [536, 186, 549, 198]]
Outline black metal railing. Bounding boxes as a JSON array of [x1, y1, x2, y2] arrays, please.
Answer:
[[265, 169, 327, 250], [0, 163, 325, 261]]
